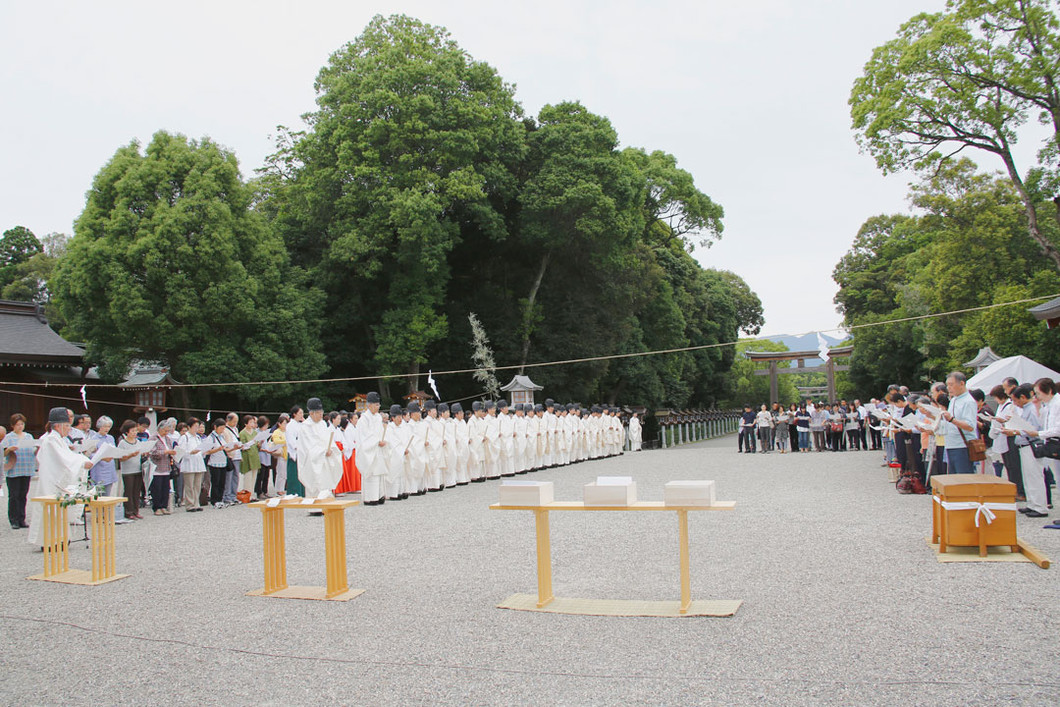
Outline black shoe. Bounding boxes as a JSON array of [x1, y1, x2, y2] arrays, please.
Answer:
[[1019, 507, 1031, 514], [1024, 510, 1048, 518], [10, 523, 19, 530]]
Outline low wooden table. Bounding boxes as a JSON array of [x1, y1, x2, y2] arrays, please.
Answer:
[[29, 496, 129, 586], [931, 474, 1017, 557], [246, 497, 363, 601], [490, 500, 736, 614]]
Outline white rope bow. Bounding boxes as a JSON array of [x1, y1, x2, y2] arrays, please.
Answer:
[[933, 496, 1017, 527]]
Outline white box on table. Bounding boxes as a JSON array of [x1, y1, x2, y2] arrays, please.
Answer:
[[664, 480, 716, 506], [583, 477, 637, 506], [498, 480, 554, 506]]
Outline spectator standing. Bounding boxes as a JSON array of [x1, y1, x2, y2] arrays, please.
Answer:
[[755, 405, 774, 454], [775, 407, 791, 453], [148, 418, 178, 515], [117, 420, 145, 520], [88, 416, 118, 496], [4, 413, 36, 529], [1005, 385, 1048, 518], [239, 414, 261, 499], [795, 404, 811, 452], [255, 415, 272, 500], [939, 372, 979, 475], [178, 417, 207, 511]]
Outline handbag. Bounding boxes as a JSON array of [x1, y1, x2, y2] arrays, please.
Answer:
[[1030, 438, 1060, 460], [958, 426, 987, 463]]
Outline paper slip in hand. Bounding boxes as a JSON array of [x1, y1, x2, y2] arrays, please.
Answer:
[[136, 440, 156, 454], [898, 415, 920, 431], [89, 443, 121, 466], [13, 438, 41, 449], [252, 430, 269, 445], [918, 403, 944, 418], [76, 438, 100, 455], [1004, 415, 1038, 434]]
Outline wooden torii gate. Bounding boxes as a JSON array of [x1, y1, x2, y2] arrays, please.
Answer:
[[745, 345, 853, 402]]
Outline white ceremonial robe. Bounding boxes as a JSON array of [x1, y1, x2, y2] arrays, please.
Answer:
[[442, 418, 459, 487], [526, 415, 540, 470], [385, 421, 410, 497], [498, 412, 516, 476], [298, 418, 343, 498], [28, 430, 89, 547], [467, 415, 486, 480], [484, 414, 501, 479], [514, 415, 529, 472], [425, 416, 446, 489], [629, 417, 643, 451], [454, 417, 471, 484], [407, 419, 428, 492], [356, 411, 387, 503]]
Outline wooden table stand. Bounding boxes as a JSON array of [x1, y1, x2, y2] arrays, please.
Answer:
[[246, 498, 364, 601], [491, 501, 741, 617], [28, 496, 129, 586]]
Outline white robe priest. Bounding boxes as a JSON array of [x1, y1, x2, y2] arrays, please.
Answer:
[[28, 413, 93, 547], [298, 402, 343, 498]]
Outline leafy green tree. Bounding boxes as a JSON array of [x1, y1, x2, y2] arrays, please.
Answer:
[[850, 0, 1060, 270], [53, 131, 324, 402], [264, 14, 525, 394], [0, 225, 43, 290]]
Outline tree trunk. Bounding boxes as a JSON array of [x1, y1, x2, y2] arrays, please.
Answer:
[[407, 362, 420, 395], [377, 378, 391, 405], [1000, 154, 1060, 271], [519, 251, 551, 372]]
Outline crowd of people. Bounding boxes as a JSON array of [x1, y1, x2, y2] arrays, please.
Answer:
[[735, 372, 1060, 526], [3, 398, 645, 535], [737, 400, 879, 454]]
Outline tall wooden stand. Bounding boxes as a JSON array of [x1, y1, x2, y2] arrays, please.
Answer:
[[246, 497, 364, 601], [28, 496, 129, 586], [491, 501, 740, 616]]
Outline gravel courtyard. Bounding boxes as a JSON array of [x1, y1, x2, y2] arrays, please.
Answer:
[[1, 435, 1057, 706]]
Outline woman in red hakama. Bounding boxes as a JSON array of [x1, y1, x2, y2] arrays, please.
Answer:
[[333, 415, 361, 494]]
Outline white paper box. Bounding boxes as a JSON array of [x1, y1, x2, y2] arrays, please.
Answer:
[[664, 480, 716, 506], [499, 480, 554, 506], [583, 481, 637, 506]]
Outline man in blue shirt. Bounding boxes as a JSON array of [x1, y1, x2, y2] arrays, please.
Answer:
[[940, 372, 979, 475]]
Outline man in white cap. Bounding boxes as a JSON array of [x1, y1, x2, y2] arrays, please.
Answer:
[[27, 407, 94, 547], [356, 393, 387, 505]]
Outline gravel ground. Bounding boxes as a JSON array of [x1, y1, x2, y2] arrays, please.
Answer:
[[1, 436, 1058, 706]]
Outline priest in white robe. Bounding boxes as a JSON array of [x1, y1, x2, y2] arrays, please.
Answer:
[[298, 398, 342, 499], [356, 393, 387, 505], [628, 412, 643, 451], [28, 407, 94, 547]]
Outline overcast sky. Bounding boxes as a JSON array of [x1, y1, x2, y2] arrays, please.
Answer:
[[1, 0, 952, 338]]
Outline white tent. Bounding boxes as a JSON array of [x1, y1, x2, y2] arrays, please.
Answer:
[[966, 355, 1060, 392]]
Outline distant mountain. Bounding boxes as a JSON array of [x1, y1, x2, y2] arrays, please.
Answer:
[[749, 332, 848, 366]]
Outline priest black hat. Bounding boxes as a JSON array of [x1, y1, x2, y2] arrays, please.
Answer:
[[545, 398, 555, 408], [389, 404, 403, 417], [48, 406, 69, 424], [472, 401, 483, 412], [307, 397, 324, 412], [425, 400, 437, 410], [437, 402, 449, 414], [534, 404, 544, 413], [366, 392, 381, 404], [497, 399, 508, 410], [451, 402, 464, 414], [485, 400, 496, 410], [407, 401, 421, 414]]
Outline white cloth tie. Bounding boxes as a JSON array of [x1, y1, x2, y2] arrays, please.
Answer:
[[932, 495, 1017, 527]]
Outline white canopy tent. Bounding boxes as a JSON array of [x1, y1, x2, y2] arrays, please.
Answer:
[[966, 355, 1060, 392]]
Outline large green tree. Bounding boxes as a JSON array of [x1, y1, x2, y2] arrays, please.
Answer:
[[850, 0, 1060, 270], [54, 131, 324, 402], [264, 14, 524, 395], [0, 225, 43, 291]]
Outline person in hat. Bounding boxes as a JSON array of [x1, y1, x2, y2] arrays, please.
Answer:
[[356, 393, 387, 505], [451, 403, 471, 485], [496, 400, 515, 477], [386, 404, 410, 500], [483, 400, 501, 479], [628, 411, 643, 452], [513, 404, 529, 474], [531, 404, 545, 470], [542, 399, 556, 467], [27, 407, 94, 547], [424, 400, 445, 491], [298, 398, 343, 501], [468, 401, 486, 481], [404, 402, 428, 495], [438, 403, 458, 488], [286, 405, 306, 497]]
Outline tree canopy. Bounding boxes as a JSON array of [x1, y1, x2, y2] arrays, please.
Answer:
[[53, 131, 324, 401], [850, 0, 1060, 271]]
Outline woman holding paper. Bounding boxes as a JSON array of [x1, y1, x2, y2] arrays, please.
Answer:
[[238, 415, 261, 498], [178, 418, 207, 511], [5, 413, 36, 530], [88, 416, 118, 497], [117, 420, 146, 520]]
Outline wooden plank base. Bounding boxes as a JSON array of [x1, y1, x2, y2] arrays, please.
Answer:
[[926, 538, 1050, 567], [497, 593, 741, 617], [245, 586, 366, 602], [1016, 539, 1051, 569], [28, 569, 130, 586]]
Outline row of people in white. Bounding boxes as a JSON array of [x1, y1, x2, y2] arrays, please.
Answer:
[[356, 396, 629, 505]]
